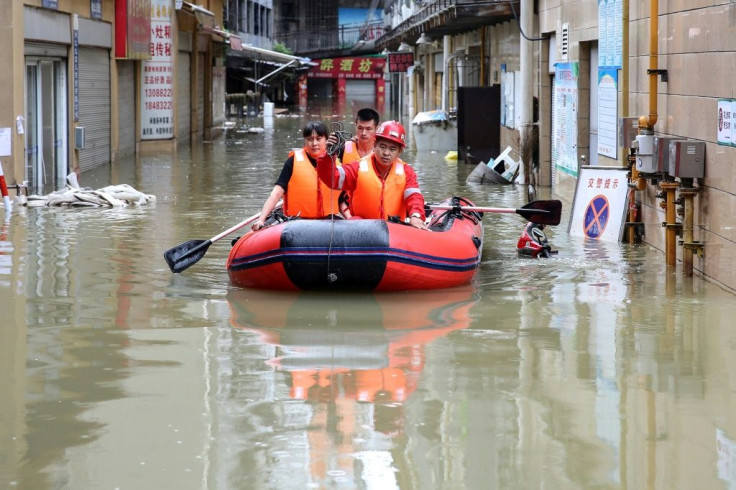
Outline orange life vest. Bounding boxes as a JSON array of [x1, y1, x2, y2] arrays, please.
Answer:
[[283, 149, 341, 218], [341, 140, 363, 164], [350, 155, 407, 220]]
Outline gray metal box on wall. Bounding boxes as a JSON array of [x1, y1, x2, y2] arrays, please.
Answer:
[[619, 117, 639, 148], [654, 136, 677, 173], [75, 126, 85, 150], [668, 140, 705, 179]]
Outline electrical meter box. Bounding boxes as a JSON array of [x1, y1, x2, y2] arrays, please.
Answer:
[[619, 117, 639, 148], [75, 126, 85, 150], [668, 140, 705, 178], [654, 136, 677, 173], [635, 134, 656, 173]]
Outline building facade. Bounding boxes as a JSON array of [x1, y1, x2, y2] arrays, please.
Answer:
[[378, 0, 736, 292], [0, 0, 227, 195]]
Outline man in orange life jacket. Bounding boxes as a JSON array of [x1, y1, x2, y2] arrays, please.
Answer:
[[317, 120, 429, 231], [336, 108, 379, 217], [339, 107, 379, 164], [252, 121, 342, 231]]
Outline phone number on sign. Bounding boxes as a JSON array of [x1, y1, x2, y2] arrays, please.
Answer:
[[145, 101, 173, 110], [145, 88, 173, 98]]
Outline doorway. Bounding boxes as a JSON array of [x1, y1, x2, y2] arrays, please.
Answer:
[[25, 58, 68, 194]]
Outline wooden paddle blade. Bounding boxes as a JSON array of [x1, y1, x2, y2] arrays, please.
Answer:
[[163, 239, 211, 273], [517, 200, 562, 225]]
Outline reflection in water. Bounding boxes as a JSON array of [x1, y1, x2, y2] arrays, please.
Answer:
[[1, 107, 736, 488], [223, 287, 479, 488]]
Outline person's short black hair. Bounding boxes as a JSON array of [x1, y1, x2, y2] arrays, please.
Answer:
[[355, 108, 379, 126], [302, 121, 328, 138]]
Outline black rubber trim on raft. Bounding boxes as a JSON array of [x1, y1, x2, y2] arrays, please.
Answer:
[[281, 219, 389, 290]]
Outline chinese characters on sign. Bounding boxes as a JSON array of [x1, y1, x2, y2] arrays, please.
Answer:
[[552, 62, 579, 177], [91, 0, 103, 20], [717, 99, 733, 146], [569, 166, 629, 242], [587, 177, 620, 190], [387, 52, 414, 73], [597, 68, 618, 159], [140, 0, 173, 140], [308, 57, 386, 79], [115, 0, 152, 59]]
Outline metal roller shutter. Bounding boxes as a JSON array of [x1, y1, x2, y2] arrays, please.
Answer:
[[177, 52, 191, 142], [117, 60, 135, 157], [78, 47, 111, 172], [346, 80, 376, 102], [197, 53, 205, 137]]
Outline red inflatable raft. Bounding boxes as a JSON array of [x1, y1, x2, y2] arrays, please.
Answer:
[[226, 197, 483, 291]]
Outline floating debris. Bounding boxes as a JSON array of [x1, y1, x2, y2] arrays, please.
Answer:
[[16, 174, 155, 208]]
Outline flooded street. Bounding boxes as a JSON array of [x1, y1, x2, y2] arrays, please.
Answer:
[[2, 109, 736, 489]]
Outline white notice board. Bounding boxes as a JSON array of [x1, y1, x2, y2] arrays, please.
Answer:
[[568, 166, 630, 242], [0, 127, 11, 156]]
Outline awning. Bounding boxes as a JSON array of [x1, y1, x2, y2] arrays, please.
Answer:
[[376, 0, 519, 50], [178, 1, 216, 29], [227, 44, 315, 85], [234, 44, 312, 67]]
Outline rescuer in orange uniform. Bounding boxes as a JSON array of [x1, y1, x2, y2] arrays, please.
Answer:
[[339, 107, 380, 164], [252, 121, 342, 231], [337, 108, 379, 217], [317, 120, 429, 230]]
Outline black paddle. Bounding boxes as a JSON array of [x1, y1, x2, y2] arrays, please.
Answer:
[[164, 201, 281, 273], [429, 199, 562, 226]]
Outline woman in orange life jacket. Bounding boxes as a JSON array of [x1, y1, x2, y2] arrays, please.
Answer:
[[336, 108, 379, 218], [317, 120, 430, 231], [252, 121, 343, 231]]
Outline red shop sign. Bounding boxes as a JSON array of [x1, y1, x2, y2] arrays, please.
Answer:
[[387, 52, 414, 73], [308, 56, 386, 79]]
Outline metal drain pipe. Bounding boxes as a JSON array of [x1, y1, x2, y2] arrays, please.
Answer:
[[659, 182, 679, 267]]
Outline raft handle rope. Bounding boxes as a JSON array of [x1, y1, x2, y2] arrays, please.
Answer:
[[325, 121, 353, 283]]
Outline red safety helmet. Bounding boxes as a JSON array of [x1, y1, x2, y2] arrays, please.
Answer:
[[375, 120, 407, 148]]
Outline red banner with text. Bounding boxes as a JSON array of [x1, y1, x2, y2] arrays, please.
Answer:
[[308, 56, 386, 80]]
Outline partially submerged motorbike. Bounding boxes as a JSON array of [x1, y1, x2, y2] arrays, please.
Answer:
[[516, 222, 557, 258]]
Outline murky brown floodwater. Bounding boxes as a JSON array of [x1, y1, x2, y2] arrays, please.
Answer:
[[2, 104, 736, 489]]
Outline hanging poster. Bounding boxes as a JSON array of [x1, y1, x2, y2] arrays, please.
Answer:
[[568, 166, 629, 242], [140, 0, 174, 140], [718, 99, 733, 146], [597, 68, 618, 158], [598, 0, 622, 69], [732, 100, 736, 147], [553, 62, 579, 177], [0, 128, 11, 157]]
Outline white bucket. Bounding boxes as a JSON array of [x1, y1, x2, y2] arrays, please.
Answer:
[[263, 102, 274, 117]]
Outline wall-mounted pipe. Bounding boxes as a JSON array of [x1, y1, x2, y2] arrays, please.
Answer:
[[678, 181, 704, 276], [680, 188, 696, 276], [640, 0, 682, 267], [640, 0, 659, 131], [441, 35, 452, 112], [660, 182, 679, 267]]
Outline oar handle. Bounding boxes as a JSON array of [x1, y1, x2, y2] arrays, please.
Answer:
[[210, 200, 283, 243], [429, 199, 561, 225], [429, 205, 520, 214]]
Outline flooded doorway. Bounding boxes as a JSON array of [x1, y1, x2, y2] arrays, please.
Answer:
[[25, 57, 68, 194]]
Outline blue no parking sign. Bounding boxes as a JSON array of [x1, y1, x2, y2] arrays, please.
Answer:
[[583, 195, 610, 238], [569, 166, 629, 242]]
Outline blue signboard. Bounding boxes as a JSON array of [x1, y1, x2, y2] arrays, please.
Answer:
[[42, 0, 58, 9], [73, 28, 79, 122], [583, 195, 610, 239], [91, 0, 103, 20]]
